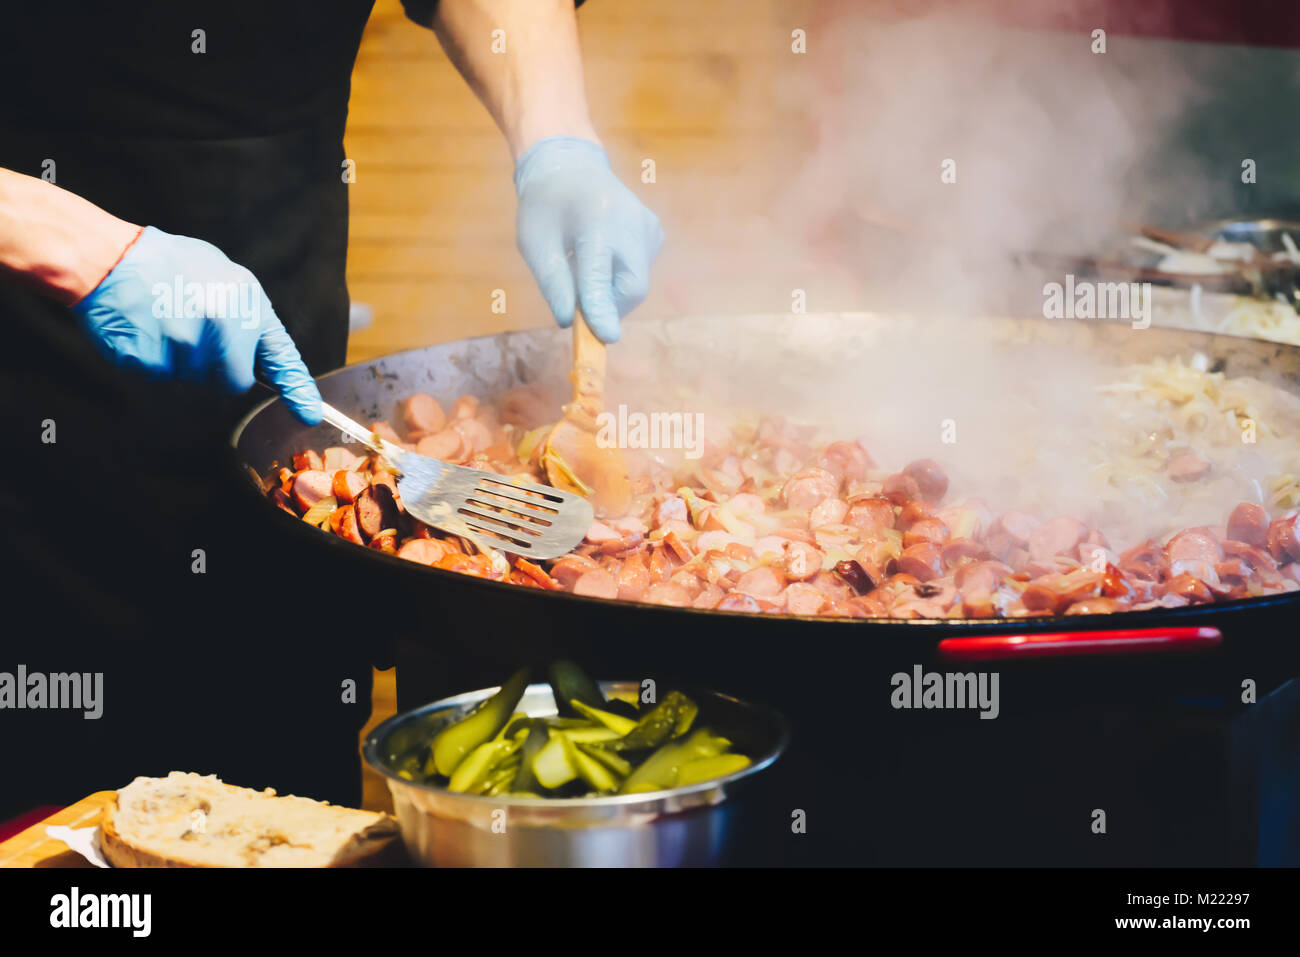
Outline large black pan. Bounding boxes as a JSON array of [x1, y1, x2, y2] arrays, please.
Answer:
[[231, 314, 1300, 865]]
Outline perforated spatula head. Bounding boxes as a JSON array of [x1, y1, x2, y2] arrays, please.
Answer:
[[318, 400, 593, 559], [388, 445, 594, 559]]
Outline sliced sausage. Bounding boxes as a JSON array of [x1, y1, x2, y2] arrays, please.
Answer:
[[903, 518, 950, 549], [292, 449, 323, 472], [400, 393, 446, 439], [902, 459, 948, 503], [331, 469, 369, 505], [1027, 516, 1087, 562], [1226, 502, 1269, 548], [817, 441, 873, 483], [809, 497, 849, 528], [781, 540, 824, 581], [1161, 573, 1214, 604], [996, 511, 1040, 545], [780, 467, 839, 511], [452, 416, 493, 453], [355, 484, 400, 540], [845, 498, 895, 535], [329, 503, 365, 544], [322, 447, 363, 473], [941, 538, 985, 567], [572, 569, 620, 599], [616, 556, 650, 601], [897, 543, 943, 582], [291, 470, 334, 511], [416, 428, 469, 464], [734, 565, 786, 598], [713, 593, 764, 614], [1266, 513, 1300, 563], [894, 500, 933, 532], [881, 472, 921, 505], [396, 538, 455, 566], [550, 554, 599, 588], [782, 582, 829, 616], [641, 582, 694, 606], [1166, 529, 1222, 566], [1063, 597, 1124, 615]]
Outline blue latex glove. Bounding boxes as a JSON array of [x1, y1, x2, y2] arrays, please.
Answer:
[[72, 226, 322, 425], [514, 136, 664, 343]]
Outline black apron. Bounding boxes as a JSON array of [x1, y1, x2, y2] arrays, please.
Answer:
[[0, 3, 379, 816]]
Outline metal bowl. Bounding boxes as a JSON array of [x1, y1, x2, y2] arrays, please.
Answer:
[[363, 680, 788, 867]]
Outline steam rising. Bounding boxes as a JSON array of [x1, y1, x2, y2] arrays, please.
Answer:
[[607, 7, 1296, 549]]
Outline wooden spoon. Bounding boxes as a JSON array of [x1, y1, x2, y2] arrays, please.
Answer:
[[543, 310, 631, 518]]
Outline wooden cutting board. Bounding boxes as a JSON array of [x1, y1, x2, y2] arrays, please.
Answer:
[[0, 792, 114, 868]]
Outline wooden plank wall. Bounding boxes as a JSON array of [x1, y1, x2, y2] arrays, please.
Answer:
[[343, 0, 816, 363]]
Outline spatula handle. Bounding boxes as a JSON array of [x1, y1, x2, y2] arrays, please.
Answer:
[[319, 400, 377, 449], [570, 307, 607, 421]]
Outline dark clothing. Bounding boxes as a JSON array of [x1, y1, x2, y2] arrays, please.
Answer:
[[0, 3, 379, 816]]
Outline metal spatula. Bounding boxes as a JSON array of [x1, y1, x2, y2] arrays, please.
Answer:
[[320, 399, 594, 559]]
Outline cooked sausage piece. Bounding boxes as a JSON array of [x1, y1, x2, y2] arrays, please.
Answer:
[[399, 393, 446, 439], [817, 440, 873, 483], [781, 541, 824, 581], [996, 511, 1040, 545], [894, 499, 933, 532], [782, 582, 828, 616], [331, 470, 368, 504], [902, 459, 948, 502], [1026, 516, 1087, 562], [396, 538, 456, 566], [881, 473, 921, 505], [1226, 502, 1269, 547], [809, 497, 849, 528], [291, 470, 334, 511], [1266, 513, 1300, 563], [573, 569, 620, 599], [897, 543, 943, 581], [355, 484, 400, 539], [845, 497, 895, 535], [734, 565, 786, 597], [781, 467, 839, 511], [329, 504, 365, 545], [292, 449, 324, 472], [713, 593, 764, 614], [903, 518, 950, 549], [416, 428, 469, 464], [322, 447, 363, 473], [1166, 529, 1222, 565]]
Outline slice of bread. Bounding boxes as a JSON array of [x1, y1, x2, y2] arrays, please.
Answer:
[[101, 772, 402, 868]]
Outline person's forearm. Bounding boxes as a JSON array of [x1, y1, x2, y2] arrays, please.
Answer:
[[0, 169, 141, 306], [432, 0, 599, 159]]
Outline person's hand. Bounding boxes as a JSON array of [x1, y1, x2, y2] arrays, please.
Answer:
[[72, 226, 322, 424], [514, 136, 664, 343]]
